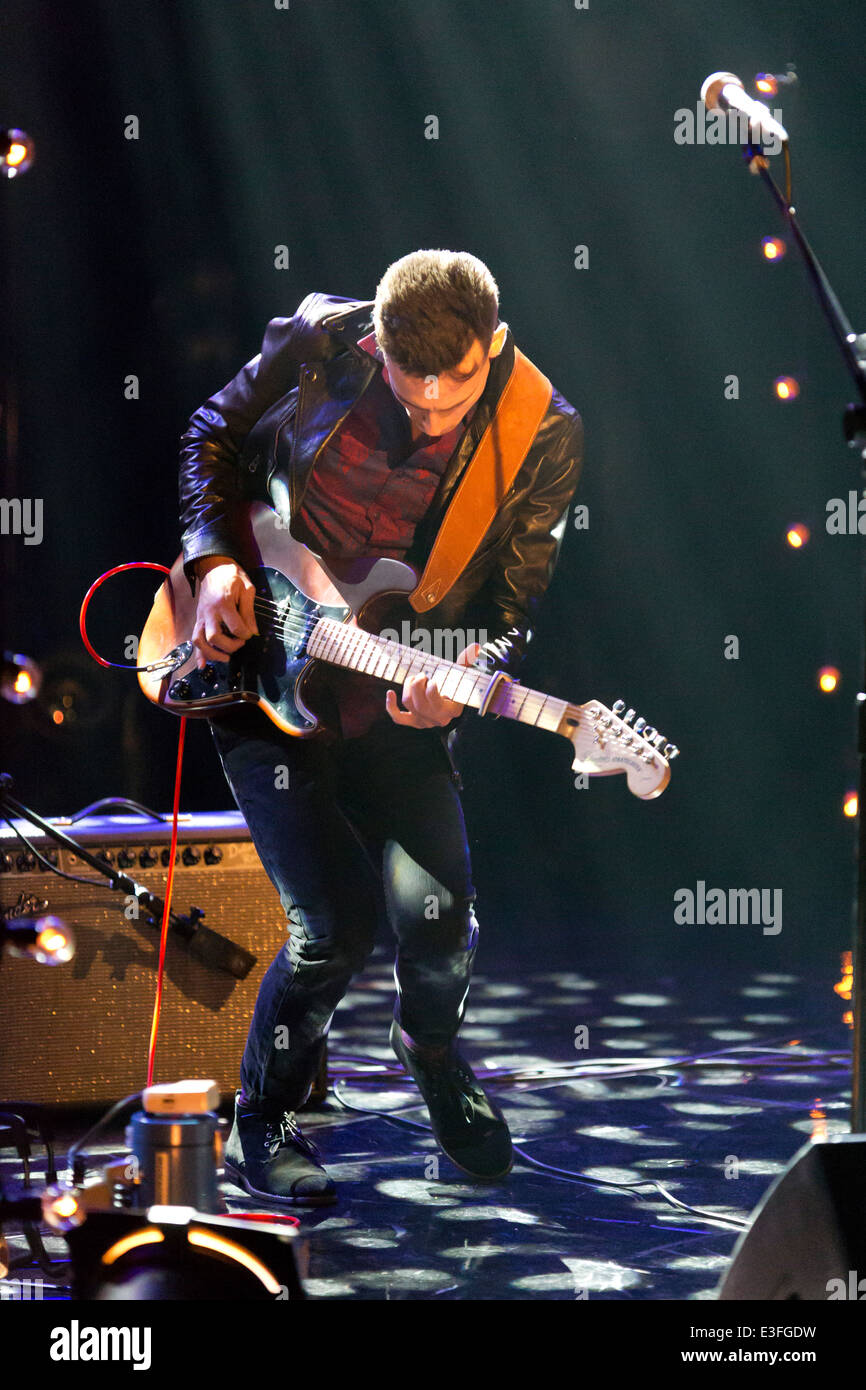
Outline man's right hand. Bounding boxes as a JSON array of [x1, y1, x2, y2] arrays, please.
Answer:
[[191, 556, 258, 669]]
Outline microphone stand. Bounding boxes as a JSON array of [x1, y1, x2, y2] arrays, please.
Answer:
[[738, 141, 866, 1129]]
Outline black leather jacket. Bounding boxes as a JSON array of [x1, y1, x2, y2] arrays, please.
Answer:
[[179, 292, 583, 682]]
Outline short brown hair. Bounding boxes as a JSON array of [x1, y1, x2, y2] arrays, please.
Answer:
[[373, 249, 499, 377]]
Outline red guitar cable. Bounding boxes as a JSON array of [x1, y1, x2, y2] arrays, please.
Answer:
[[79, 561, 185, 1087]]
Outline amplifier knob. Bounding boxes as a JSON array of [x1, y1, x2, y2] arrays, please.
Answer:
[[204, 844, 223, 865], [139, 847, 159, 868], [16, 852, 36, 871], [1, 852, 14, 871], [161, 848, 179, 867], [182, 846, 202, 866], [118, 848, 136, 868]]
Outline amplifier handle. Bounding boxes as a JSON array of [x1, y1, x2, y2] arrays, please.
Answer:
[[61, 797, 177, 824]]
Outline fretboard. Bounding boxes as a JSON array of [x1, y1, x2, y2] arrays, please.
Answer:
[[306, 617, 567, 732]]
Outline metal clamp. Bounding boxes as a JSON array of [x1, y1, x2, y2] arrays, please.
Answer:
[[478, 669, 514, 717]]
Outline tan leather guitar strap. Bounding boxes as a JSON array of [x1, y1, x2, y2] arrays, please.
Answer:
[[409, 345, 552, 613]]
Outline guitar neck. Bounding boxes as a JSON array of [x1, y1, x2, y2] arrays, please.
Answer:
[[307, 617, 571, 734]]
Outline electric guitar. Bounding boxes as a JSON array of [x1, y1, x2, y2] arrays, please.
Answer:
[[138, 503, 678, 799]]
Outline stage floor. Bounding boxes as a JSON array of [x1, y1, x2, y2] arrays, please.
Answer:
[[0, 943, 852, 1301]]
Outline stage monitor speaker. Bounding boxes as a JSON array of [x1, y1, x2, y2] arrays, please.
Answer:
[[718, 1135, 866, 1300], [0, 811, 327, 1108]]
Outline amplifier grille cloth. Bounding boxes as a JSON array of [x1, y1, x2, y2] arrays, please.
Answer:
[[0, 817, 288, 1105]]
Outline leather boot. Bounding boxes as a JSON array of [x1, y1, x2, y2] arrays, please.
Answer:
[[390, 1021, 513, 1180], [224, 1091, 337, 1206]]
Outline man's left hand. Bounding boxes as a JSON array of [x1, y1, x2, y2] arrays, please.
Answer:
[[385, 643, 482, 729]]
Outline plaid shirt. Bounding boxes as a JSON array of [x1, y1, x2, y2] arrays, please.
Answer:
[[294, 331, 476, 561]]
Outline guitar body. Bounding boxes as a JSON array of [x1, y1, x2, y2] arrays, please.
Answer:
[[138, 502, 418, 738]]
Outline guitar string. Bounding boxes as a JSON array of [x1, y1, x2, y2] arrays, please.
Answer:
[[220, 595, 655, 740], [248, 597, 482, 680], [242, 596, 599, 722], [196, 598, 658, 757], [241, 596, 546, 714], [251, 601, 505, 701]]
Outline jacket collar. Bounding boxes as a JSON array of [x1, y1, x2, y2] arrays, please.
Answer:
[[285, 302, 517, 560]]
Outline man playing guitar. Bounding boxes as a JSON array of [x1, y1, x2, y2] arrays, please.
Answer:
[[178, 249, 584, 1204]]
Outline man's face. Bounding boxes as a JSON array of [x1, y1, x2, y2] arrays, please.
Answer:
[[381, 323, 507, 437]]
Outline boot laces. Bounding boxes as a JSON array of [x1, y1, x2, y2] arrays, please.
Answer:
[[426, 1056, 480, 1121], [264, 1111, 321, 1160]]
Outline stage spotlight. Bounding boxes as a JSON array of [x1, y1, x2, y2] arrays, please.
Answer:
[[0, 915, 76, 965], [0, 127, 34, 178], [761, 236, 786, 260], [785, 523, 809, 548], [775, 376, 800, 400], [65, 1206, 306, 1301], [843, 791, 858, 819], [1, 651, 42, 704]]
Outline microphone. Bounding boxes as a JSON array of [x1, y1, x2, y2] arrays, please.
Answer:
[[700, 71, 789, 149]]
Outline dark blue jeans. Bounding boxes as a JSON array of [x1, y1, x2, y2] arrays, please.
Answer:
[[209, 713, 478, 1114]]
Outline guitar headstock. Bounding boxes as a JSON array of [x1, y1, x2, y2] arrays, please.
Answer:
[[565, 698, 678, 800]]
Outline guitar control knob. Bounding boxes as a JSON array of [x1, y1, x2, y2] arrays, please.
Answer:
[[201, 664, 217, 685], [170, 679, 191, 699], [204, 844, 223, 865], [182, 846, 201, 866]]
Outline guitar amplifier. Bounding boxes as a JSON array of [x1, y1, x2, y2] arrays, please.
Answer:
[[0, 811, 328, 1108]]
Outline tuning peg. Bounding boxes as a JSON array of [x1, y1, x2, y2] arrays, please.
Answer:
[[612, 699, 626, 715], [633, 716, 647, 735], [662, 743, 680, 760], [641, 725, 657, 741]]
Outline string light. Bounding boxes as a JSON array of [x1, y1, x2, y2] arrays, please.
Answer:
[[1, 651, 42, 703], [817, 666, 840, 693], [761, 236, 786, 261], [775, 376, 800, 401], [755, 73, 778, 96], [0, 128, 35, 178], [786, 523, 809, 548]]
